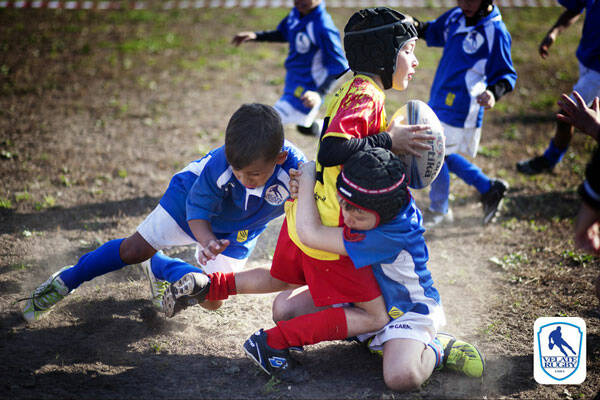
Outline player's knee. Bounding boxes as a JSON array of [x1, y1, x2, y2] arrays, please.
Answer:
[[384, 367, 424, 392], [120, 233, 155, 264], [272, 293, 294, 322]]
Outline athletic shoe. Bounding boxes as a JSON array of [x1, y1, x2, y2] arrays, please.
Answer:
[[162, 272, 211, 318], [516, 155, 554, 175], [21, 266, 71, 323], [481, 179, 509, 225], [243, 329, 309, 383], [437, 332, 485, 378], [423, 208, 454, 229], [141, 259, 169, 312], [296, 120, 321, 137]]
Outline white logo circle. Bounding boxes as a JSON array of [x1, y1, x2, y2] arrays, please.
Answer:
[[295, 32, 311, 54], [462, 31, 484, 54], [264, 184, 289, 206]]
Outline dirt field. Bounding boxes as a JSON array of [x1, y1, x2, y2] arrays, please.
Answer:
[[1, 6, 599, 399]]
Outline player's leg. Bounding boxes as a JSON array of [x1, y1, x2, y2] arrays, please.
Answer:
[[517, 64, 600, 175], [382, 338, 437, 391], [21, 232, 156, 322], [425, 161, 453, 228], [446, 153, 508, 224], [272, 286, 328, 322]]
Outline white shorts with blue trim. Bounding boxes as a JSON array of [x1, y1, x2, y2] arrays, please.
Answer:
[[573, 62, 600, 105], [357, 306, 446, 351], [443, 122, 482, 158], [136, 204, 247, 274], [274, 96, 321, 128]]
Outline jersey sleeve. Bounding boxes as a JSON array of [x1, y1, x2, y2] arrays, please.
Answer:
[[314, 22, 349, 77], [424, 8, 453, 47], [344, 225, 407, 269], [282, 141, 308, 171], [485, 25, 517, 91], [558, 0, 585, 14], [185, 160, 226, 222], [324, 91, 381, 140], [276, 14, 290, 41]]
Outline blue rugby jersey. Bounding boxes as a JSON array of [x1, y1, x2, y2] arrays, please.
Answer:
[[343, 198, 441, 320], [158, 140, 306, 259], [425, 5, 517, 129], [276, 2, 349, 114], [558, 0, 600, 73]]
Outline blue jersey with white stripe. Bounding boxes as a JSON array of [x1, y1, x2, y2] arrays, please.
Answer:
[[276, 2, 349, 113], [558, 0, 600, 72], [425, 6, 517, 128], [159, 140, 306, 259], [344, 198, 441, 319]]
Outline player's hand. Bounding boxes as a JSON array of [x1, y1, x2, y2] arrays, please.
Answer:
[[574, 202, 600, 255], [289, 167, 302, 199], [477, 89, 495, 109], [231, 31, 257, 46], [557, 91, 600, 142], [538, 32, 555, 59], [387, 117, 433, 157], [198, 239, 230, 265], [300, 91, 321, 108]]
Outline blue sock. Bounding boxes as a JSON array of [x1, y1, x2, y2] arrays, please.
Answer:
[[446, 153, 491, 194], [59, 238, 127, 291], [428, 337, 445, 370], [542, 139, 567, 166], [150, 251, 203, 283]]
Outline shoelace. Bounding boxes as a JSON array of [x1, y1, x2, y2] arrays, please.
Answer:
[[14, 275, 62, 307]]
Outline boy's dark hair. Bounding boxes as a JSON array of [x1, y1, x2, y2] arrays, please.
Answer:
[[336, 148, 409, 225], [225, 103, 284, 169], [344, 7, 417, 90]]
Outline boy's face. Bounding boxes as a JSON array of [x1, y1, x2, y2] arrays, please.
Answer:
[[457, 0, 483, 17], [339, 198, 378, 231], [294, 0, 321, 16], [392, 39, 418, 91], [231, 151, 287, 189]]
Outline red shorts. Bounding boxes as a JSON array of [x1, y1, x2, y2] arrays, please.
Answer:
[[270, 219, 381, 307]]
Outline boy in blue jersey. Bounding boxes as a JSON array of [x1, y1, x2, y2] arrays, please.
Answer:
[[21, 103, 306, 322], [411, 0, 517, 226], [516, 0, 600, 175], [232, 0, 349, 136]]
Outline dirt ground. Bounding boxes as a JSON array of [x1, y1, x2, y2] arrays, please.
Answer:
[[1, 6, 599, 399]]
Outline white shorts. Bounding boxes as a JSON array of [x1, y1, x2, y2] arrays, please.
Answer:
[[274, 97, 321, 128], [357, 306, 447, 351], [572, 62, 600, 105], [442, 122, 482, 158], [137, 204, 247, 273]]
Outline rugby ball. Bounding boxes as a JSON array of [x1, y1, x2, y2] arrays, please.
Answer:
[[388, 100, 445, 189]]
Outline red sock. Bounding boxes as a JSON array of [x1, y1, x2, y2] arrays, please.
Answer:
[[265, 307, 348, 350], [206, 272, 237, 301]]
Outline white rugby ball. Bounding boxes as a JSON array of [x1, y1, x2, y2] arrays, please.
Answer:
[[388, 100, 445, 189]]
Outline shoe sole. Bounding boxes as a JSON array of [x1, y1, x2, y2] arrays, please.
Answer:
[[163, 274, 200, 318]]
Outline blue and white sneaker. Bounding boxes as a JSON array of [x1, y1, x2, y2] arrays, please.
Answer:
[[243, 329, 308, 383]]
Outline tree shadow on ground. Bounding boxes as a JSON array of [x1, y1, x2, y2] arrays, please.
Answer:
[[0, 195, 160, 236], [503, 189, 579, 222]]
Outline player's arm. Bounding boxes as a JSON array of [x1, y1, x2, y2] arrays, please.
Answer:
[[539, 8, 580, 58], [295, 161, 348, 255], [188, 219, 230, 264]]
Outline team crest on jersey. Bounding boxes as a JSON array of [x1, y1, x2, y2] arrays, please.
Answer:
[[462, 30, 484, 54], [295, 32, 311, 54], [387, 306, 404, 319], [264, 184, 288, 206], [237, 230, 248, 242]]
